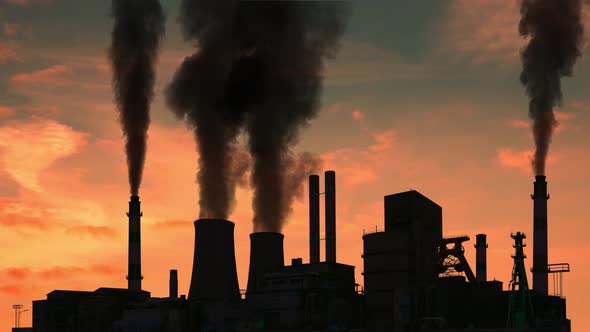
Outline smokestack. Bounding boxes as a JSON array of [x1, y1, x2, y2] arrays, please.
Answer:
[[246, 232, 284, 296], [474, 234, 488, 282], [188, 219, 240, 302], [309, 175, 320, 263], [169, 269, 178, 299], [127, 196, 143, 291], [325, 170, 336, 263], [532, 175, 549, 295]]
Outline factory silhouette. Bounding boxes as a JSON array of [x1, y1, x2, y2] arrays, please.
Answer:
[[20, 172, 570, 331], [13, 0, 578, 331]]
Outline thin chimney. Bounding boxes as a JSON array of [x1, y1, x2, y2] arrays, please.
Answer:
[[532, 175, 549, 295], [309, 175, 320, 263], [127, 196, 143, 291], [475, 234, 488, 282], [169, 269, 178, 299], [325, 170, 336, 263]]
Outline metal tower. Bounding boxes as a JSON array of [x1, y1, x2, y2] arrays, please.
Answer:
[[507, 232, 535, 329]]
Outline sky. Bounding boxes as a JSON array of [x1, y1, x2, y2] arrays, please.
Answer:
[[0, 0, 589, 330]]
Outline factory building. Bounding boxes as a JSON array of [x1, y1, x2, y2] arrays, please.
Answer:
[[29, 171, 572, 331]]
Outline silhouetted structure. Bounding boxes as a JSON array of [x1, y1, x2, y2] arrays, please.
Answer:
[[532, 175, 549, 295], [127, 196, 142, 291], [475, 234, 488, 282], [30, 172, 571, 331], [325, 170, 336, 263]]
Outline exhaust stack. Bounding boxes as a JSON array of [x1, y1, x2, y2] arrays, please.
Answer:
[[169, 270, 178, 299], [532, 175, 549, 295], [325, 170, 336, 263], [127, 196, 143, 291], [188, 219, 240, 302], [475, 234, 488, 282], [246, 232, 284, 296], [309, 175, 320, 263]]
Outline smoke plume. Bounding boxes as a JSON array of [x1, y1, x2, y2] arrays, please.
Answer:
[[167, 0, 349, 227], [519, 0, 583, 175], [110, 0, 165, 195]]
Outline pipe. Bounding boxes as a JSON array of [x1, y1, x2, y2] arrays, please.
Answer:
[[325, 170, 336, 262], [475, 234, 488, 282], [127, 196, 142, 291], [532, 175, 549, 295], [309, 175, 320, 263]]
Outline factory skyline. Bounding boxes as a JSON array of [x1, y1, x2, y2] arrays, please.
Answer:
[[1, 0, 589, 331]]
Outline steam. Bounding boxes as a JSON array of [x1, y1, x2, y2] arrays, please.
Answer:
[[110, 0, 165, 195], [167, 0, 349, 229], [519, 0, 583, 175]]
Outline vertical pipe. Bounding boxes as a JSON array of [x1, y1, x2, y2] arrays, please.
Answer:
[[170, 269, 178, 299], [475, 234, 488, 282], [325, 170, 336, 263], [127, 196, 142, 291], [309, 175, 320, 263], [532, 175, 549, 295]]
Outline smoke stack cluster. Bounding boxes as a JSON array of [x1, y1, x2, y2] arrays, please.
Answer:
[[519, 0, 583, 176], [532, 175, 549, 295], [308, 171, 337, 263], [166, 0, 349, 230], [127, 196, 143, 290], [188, 219, 240, 302]]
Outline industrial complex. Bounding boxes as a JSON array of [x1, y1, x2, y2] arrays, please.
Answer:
[[23, 171, 570, 331]]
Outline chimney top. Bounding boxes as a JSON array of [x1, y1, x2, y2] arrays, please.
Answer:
[[535, 175, 546, 182]]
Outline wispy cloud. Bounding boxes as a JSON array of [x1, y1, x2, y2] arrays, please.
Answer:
[[66, 225, 117, 239], [0, 117, 88, 191]]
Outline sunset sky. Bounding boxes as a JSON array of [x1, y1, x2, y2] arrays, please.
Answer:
[[1, 0, 589, 330]]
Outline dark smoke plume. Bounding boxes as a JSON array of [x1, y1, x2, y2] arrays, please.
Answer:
[[167, 1, 349, 227], [519, 0, 583, 175], [110, 0, 165, 195]]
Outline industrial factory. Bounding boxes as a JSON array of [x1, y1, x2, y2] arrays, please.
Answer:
[[27, 171, 571, 331]]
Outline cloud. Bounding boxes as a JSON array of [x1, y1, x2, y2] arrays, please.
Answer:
[[0, 117, 88, 191], [3, 23, 32, 39], [0, 40, 18, 63], [1, 267, 31, 279], [496, 148, 560, 174], [2, 0, 50, 6], [324, 40, 428, 86], [0, 284, 25, 295], [440, 0, 523, 64], [66, 225, 117, 239], [10, 65, 73, 89], [0, 213, 50, 230], [0, 106, 16, 117], [151, 220, 192, 230], [38, 264, 121, 280]]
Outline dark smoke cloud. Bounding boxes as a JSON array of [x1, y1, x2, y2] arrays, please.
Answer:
[[167, 0, 349, 227], [253, 152, 322, 232], [519, 0, 583, 175], [110, 0, 165, 196]]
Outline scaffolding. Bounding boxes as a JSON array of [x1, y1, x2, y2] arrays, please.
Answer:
[[507, 232, 535, 329], [548, 263, 570, 298]]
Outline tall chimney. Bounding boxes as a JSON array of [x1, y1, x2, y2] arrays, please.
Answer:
[[246, 232, 284, 296], [169, 269, 178, 299], [309, 175, 320, 264], [188, 219, 240, 302], [127, 196, 142, 291], [532, 175, 549, 295], [325, 170, 336, 263], [475, 234, 488, 282]]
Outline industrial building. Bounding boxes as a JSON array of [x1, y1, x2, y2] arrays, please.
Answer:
[[28, 172, 571, 331]]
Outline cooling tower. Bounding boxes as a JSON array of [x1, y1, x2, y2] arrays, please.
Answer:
[[246, 232, 284, 295], [309, 174, 320, 264], [325, 170, 336, 263], [127, 196, 143, 291], [532, 175, 549, 295], [475, 234, 488, 282], [188, 219, 240, 302]]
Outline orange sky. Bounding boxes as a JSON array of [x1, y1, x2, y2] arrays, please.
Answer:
[[1, 0, 590, 331]]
